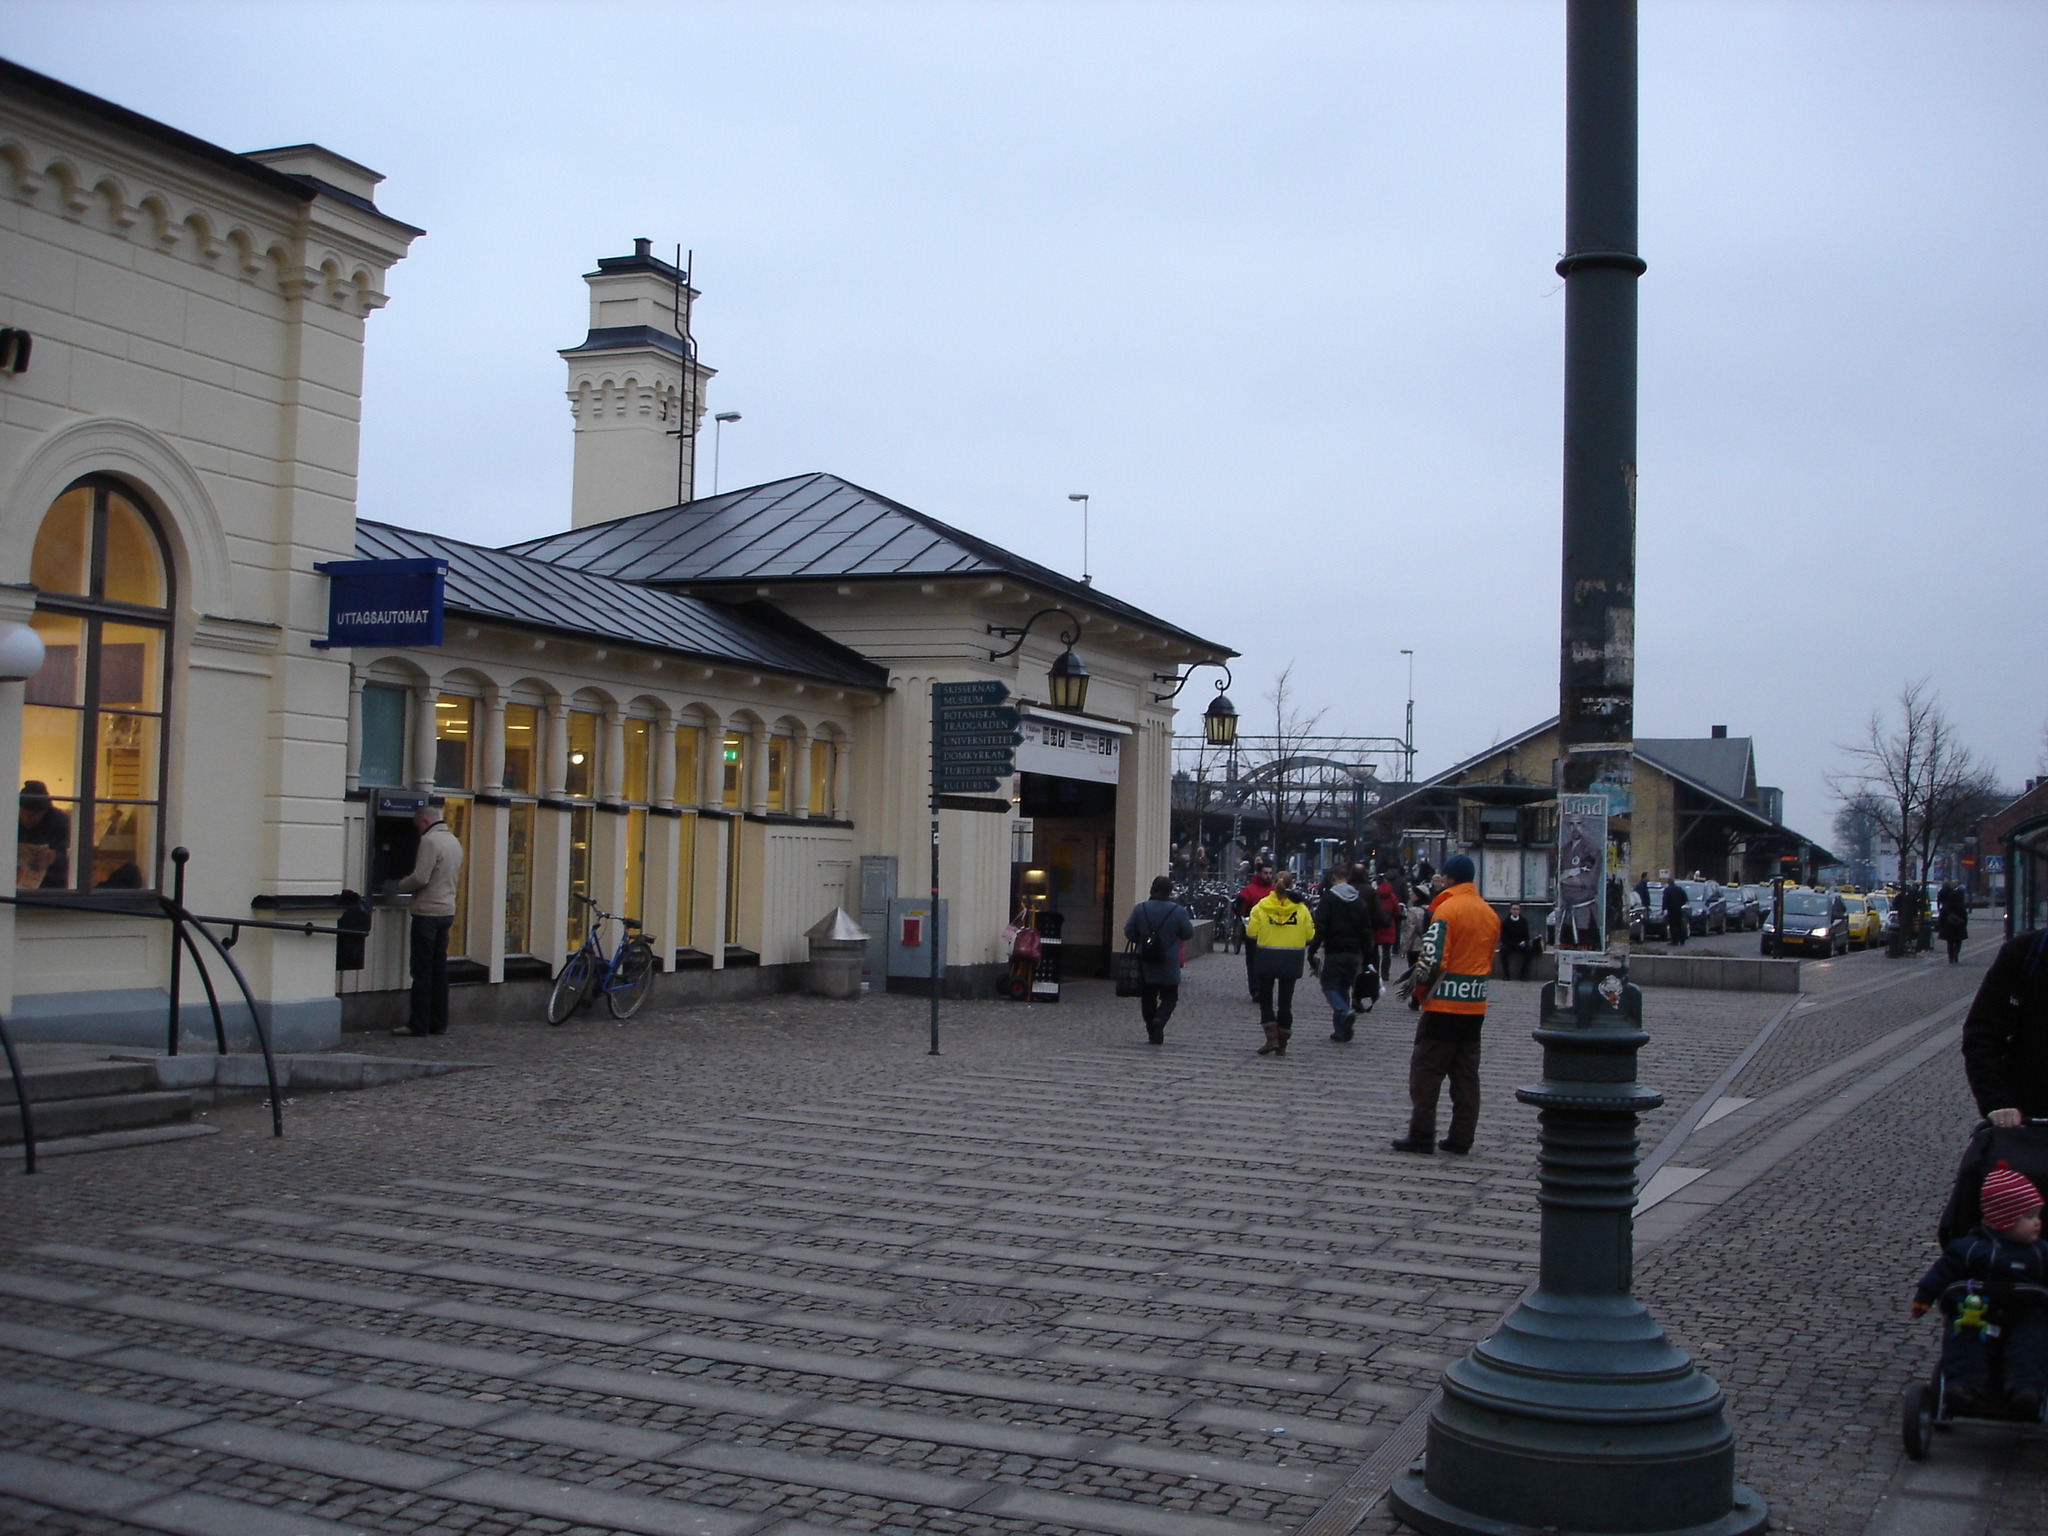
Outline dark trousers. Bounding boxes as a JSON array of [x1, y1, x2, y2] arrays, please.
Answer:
[[1377, 942, 1397, 982], [1947, 937, 1964, 963], [1243, 938, 1260, 998], [1943, 1310, 2048, 1396], [1318, 952, 1361, 1022], [1255, 973, 1297, 1028], [1669, 911, 1689, 945], [408, 914, 454, 1036], [1407, 1020, 1482, 1148], [1140, 983, 1179, 1029], [1502, 944, 1535, 980]]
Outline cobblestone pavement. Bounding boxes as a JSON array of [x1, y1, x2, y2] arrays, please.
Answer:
[[0, 952, 1788, 1536]]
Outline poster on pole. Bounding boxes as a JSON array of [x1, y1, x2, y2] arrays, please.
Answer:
[[1554, 792, 1607, 952]]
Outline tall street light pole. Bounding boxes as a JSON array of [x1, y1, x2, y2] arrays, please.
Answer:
[[1391, 7, 1764, 1536], [711, 411, 741, 495], [1401, 648, 1415, 785], [1067, 493, 1091, 584]]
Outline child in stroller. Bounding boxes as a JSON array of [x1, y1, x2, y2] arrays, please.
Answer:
[[1912, 1161, 2048, 1419]]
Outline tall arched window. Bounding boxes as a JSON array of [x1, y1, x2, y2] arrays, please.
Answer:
[[19, 478, 173, 892]]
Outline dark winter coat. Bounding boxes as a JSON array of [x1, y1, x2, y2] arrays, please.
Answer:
[[1500, 914, 1534, 953], [1124, 899, 1195, 986], [1916, 1227, 2048, 1303], [1962, 932, 2048, 1118], [1662, 883, 1690, 915], [1373, 879, 1400, 945], [1308, 884, 1378, 961], [1939, 888, 1969, 941]]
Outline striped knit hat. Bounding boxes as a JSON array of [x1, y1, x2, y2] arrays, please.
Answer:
[[1982, 1162, 2043, 1232]]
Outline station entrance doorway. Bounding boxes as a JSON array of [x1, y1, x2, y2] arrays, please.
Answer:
[[1022, 772, 1116, 979]]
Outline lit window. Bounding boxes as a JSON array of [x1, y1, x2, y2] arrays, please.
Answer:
[[20, 478, 172, 892], [502, 703, 539, 795], [622, 718, 650, 804], [359, 685, 407, 787], [721, 731, 746, 809], [808, 740, 835, 816], [767, 737, 790, 813], [434, 695, 474, 790], [674, 725, 701, 808], [565, 710, 598, 799]]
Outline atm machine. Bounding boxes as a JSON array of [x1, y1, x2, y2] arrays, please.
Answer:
[[368, 790, 431, 897]]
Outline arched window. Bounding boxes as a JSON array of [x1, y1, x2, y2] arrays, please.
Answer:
[[19, 478, 173, 892]]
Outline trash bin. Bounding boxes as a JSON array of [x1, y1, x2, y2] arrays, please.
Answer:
[[806, 908, 869, 999]]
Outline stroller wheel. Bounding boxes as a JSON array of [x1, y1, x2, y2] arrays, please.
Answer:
[[1901, 1382, 1934, 1459]]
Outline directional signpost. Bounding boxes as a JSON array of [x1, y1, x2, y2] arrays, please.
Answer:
[[926, 682, 1022, 1054]]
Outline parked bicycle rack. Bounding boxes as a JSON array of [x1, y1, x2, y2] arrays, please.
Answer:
[[1, 847, 360, 1173]]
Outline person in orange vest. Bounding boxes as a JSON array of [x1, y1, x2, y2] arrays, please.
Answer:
[[1391, 853, 1501, 1155]]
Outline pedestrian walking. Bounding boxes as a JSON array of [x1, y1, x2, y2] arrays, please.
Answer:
[[1245, 872, 1314, 1057], [1661, 879, 1691, 946], [1400, 894, 1428, 972], [394, 805, 463, 1037], [1938, 883, 1969, 964], [1306, 867, 1376, 1042], [1391, 854, 1500, 1155], [1498, 901, 1537, 980], [1124, 875, 1196, 1045], [1236, 861, 1276, 1002], [1962, 928, 2048, 1126], [1372, 869, 1401, 987]]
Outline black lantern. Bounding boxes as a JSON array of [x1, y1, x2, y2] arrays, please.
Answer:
[[1046, 646, 1090, 713], [1203, 691, 1238, 747]]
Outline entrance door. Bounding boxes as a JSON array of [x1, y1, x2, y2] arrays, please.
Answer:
[[1024, 772, 1118, 978]]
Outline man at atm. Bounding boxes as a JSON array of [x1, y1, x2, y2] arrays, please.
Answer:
[[394, 805, 463, 1037]]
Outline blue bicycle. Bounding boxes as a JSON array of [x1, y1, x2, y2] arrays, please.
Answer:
[[548, 893, 657, 1023]]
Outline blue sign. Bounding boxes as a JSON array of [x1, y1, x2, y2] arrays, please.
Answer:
[[312, 558, 448, 649]]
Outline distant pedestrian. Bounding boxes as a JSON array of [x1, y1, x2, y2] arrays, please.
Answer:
[[1662, 880, 1691, 946], [1307, 868, 1376, 1042], [1124, 875, 1196, 1045], [1392, 854, 1501, 1155], [1372, 869, 1402, 984], [1246, 872, 1314, 1057], [395, 805, 464, 1037], [1401, 895, 1428, 972], [1236, 861, 1276, 1002], [1499, 902, 1536, 980], [1939, 884, 1969, 964]]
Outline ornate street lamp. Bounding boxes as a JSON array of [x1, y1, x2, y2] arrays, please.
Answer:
[[1203, 690, 1237, 747], [988, 607, 1089, 714]]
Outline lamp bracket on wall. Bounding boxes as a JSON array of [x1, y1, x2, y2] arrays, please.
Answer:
[[987, 607, 1081, 661], [1152, 660, 1231, 705]]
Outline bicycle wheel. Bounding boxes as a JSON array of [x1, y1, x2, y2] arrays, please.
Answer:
[[607, 936, 657, 1019], [547, 949, 594, 1024]]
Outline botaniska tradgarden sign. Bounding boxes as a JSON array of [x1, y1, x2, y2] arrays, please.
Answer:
[[923, 680, 1023, 1054]]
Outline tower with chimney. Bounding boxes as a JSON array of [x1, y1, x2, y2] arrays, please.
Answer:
[[560, 239, 715, 527]]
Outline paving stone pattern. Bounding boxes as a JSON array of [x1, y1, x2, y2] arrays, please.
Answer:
[[0, 960, 1779, 1536]]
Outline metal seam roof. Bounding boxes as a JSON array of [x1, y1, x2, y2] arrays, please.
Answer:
[[504, 472, 1228, 654], [351, 520, 886, 690]]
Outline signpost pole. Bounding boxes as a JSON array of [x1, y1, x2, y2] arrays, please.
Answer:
[[929, 684, 942, 1056]]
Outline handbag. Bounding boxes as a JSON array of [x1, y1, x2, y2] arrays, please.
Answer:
[[1252, 944, 1305, 981], [1114, 945, 1144, 997], [1012, 925, 1042, 961]]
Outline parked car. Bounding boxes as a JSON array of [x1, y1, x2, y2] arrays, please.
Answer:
[[1840, 893, 1881, 949], [1677, 880, 1728, 936], [1726, 886, 1763, 931], [1761, 888, 1850, 956], [1868, 892, 1897, 942]]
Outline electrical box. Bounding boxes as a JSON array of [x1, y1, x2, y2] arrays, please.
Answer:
[[858, 854, 896, 986], [886, 896, 947, 979]]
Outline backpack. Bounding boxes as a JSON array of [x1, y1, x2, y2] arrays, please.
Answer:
[[1137, 905, 1168, 965]]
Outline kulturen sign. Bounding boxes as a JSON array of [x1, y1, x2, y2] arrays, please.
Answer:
[[312, 557, 449, 649]]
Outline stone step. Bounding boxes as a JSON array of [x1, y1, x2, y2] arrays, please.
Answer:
[[0, 1088, 197, 1145], [6, 1060, 158, 1103]]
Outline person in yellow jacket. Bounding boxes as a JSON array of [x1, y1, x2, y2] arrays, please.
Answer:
[[1391, 854, 1500, 1154], [1245, 871, 1315, 1056]]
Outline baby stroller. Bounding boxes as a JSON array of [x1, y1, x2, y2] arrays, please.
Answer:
[[1902, 1119, 2048, 1458]]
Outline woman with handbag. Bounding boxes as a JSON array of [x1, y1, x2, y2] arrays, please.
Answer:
[[1245, 872, 1315, 1056], [1123, 875, 1196, 1045]]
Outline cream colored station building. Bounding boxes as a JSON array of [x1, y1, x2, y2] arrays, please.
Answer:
[[0, 60, 1231, 1048]]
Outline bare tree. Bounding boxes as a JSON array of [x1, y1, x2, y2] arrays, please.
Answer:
[[1247, 666, 1328, 868], [1828, 680, 1995, 885]]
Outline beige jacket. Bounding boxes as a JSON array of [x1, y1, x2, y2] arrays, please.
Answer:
[[399, 820, 464, 918]]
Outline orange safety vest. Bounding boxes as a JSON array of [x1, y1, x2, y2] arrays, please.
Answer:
[[1417, 881, 1502, 1016]]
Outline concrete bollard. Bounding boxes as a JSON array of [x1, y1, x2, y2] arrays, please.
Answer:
[[805, 908, 869, 999]]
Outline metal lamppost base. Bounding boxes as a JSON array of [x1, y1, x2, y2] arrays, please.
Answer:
[[1390, 1467, 1766, 1536]]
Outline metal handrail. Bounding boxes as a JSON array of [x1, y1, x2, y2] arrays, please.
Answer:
[[0, 847, 350, 1149], [0, 1012, 35, 1174]]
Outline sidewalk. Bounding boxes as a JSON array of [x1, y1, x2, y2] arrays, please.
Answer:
[[0, 946, 1982, 1536]]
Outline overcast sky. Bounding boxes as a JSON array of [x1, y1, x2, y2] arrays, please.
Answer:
[[7, 0, 2042, 838]]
